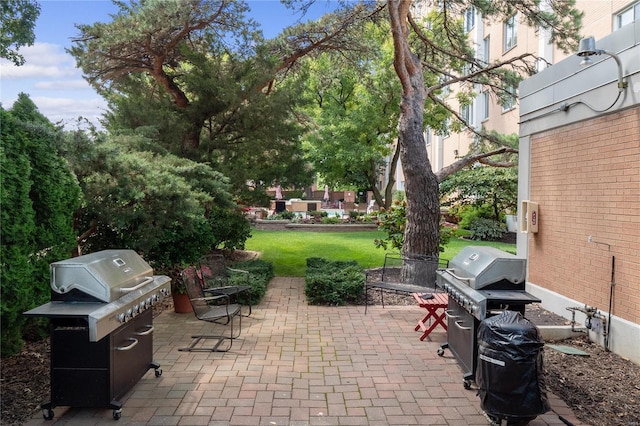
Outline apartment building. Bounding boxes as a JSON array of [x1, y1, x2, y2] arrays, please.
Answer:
[[391, 0, 637, 190]]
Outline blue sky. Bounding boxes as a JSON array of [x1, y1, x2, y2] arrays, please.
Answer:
[[0, 0, 336, 128]]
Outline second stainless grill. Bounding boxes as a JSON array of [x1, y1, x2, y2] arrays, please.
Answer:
[[436, 246, 540, 388]]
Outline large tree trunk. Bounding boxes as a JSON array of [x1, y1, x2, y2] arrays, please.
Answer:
[[389, 1, 440, 258], [397, 77, 440, 257]]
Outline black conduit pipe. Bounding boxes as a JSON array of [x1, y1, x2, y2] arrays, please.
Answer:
[[606, 256, 615, 351]]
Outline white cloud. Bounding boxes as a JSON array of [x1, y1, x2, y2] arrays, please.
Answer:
[[34, 79, 93, 91], [0, 41, 107, 129], [32, 96, 108, 128], [0, 42, 78, 79]]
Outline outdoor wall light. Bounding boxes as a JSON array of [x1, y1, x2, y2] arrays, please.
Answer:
[[576, 36, 628, 90]]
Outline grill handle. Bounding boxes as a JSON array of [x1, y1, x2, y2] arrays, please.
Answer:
[[442, 269, 472, 282], [120, 276, 154, 293], [454, 320, 471, 331], [136, 326, 154, 336], [116, 338, 139, 351], [444, 310, 459, 319]]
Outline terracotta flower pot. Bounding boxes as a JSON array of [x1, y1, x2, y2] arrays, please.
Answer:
[[172, 293, 193, 313]]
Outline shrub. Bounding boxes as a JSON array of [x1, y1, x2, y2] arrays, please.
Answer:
[[440, 226, 453, 247], [272, 210, 294, 220], [374, 199, 407, 251], [468, 218, 507, 241], [309, 210, 328, 218], [229, 259, 274, 305], [72, 136, 238, 269], [374, 199, 449, 252], [1, 101, 82, 357], [208, 206, 252, 250], [321, 216, 341, 224], [456, 204, 497, 230], [305, 258, 364, 305]]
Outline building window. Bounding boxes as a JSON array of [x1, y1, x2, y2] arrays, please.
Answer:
[[443, 118, 451, 138], [425, 128, 432, 146], [503, 14, 518, 52], [438, 75, 451, 97], [461, 102, 475, 127], [482, 36, 490, 65], [615, 1, 639, 29], [480, 91, 489, 121], [501, 84, 517, 112], [464, 7, 476, 32], [461, 104, 470, 124]]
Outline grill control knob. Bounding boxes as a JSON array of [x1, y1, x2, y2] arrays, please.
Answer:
[[126, 308, 133, 319], [118, 313, 126, 323]]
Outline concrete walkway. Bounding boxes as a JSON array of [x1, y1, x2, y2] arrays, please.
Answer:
[[26, 277, 587, 425]]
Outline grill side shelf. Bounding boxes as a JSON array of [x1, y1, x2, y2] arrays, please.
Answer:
[[24, 302, 105, 319]]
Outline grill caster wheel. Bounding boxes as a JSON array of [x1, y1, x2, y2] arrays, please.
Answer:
[[113, 408, 122, 420], [486, 413, 501, 426], [43, 408, 54, 420], [463, 380, 471, 390], [155, 368, 162, 377], [437, 348, 445, 356]]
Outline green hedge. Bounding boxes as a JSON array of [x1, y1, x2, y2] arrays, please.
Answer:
[[229, 259, 274, 305], [304, 258, 364, 305], [1, 103, 82, 357]]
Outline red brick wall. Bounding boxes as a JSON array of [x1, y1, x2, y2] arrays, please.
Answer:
[[528, 107, 640, 324]]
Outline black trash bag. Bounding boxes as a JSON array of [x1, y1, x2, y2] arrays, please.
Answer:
[[476, 310, 550, 421]]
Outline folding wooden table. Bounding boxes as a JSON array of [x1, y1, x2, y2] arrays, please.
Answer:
[[412, 292, 448, 341]]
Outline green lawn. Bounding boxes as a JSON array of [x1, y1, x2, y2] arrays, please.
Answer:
[[244, 229, 516, 276]]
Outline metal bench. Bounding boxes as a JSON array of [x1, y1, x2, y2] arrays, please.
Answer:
[[364, 253, 447, 314]]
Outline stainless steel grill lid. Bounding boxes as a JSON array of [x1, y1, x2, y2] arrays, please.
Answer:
[[448, 246, 526, 289], [50, 249, 153, 302]]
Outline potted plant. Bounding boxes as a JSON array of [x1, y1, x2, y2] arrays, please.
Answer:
[[165, 265, 193, 313]]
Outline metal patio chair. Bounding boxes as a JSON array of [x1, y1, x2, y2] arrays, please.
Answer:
[[178, 267, 241, 352], [198, 254, 253, 317]]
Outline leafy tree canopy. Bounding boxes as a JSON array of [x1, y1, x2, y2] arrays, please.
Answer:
[[440, 165, 518, 221], [68, 0, 382, 204], [69, 0, 317, 204], [0, 0, 39, 65], [300, 22, 399, 206]]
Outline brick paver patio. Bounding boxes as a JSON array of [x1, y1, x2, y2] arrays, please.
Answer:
[[26, 277, 586, 425]]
